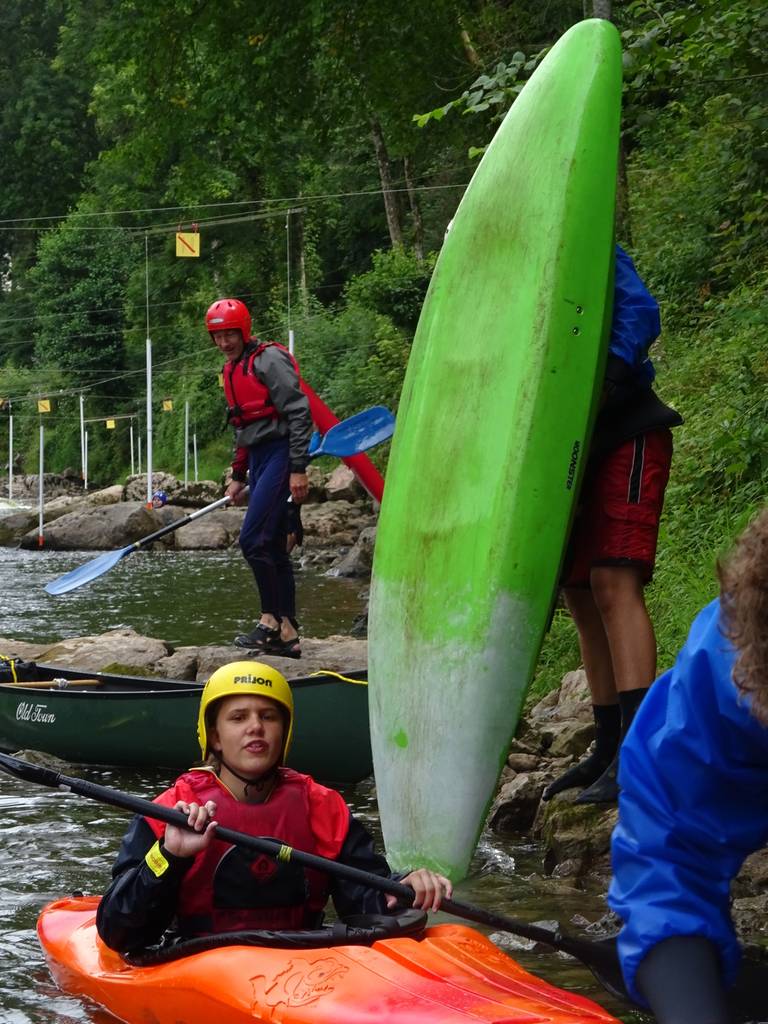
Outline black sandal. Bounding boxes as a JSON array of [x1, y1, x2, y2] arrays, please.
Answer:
[[233, 623, 280, 650], [266, 635, 302, 659]]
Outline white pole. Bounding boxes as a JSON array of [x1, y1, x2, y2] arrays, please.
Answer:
[[129, 420, 135, 476], [138, 432, 142, 475], [84, 430, 89, 492], [286, 211, 294, 356], [145, 235, 153, 507], [37, 423, 44, 547], [193, 432, 198, 482], [7, 409, 12, 501], [184, 399, 189, 488], [79, 393, 85, 483]]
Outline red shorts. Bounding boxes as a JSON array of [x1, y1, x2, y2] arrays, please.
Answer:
[[562, 428, 673, 587]]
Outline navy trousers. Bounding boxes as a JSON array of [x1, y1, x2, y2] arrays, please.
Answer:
[[238, 438, 296, 620]]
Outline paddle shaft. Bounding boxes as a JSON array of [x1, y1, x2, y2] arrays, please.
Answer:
[[2, 679, 102, 689], [0, 752, 620, 977], [129, 495, 233, 552]]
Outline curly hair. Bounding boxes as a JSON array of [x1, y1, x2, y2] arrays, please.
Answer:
[[718, 507, 768, 726]]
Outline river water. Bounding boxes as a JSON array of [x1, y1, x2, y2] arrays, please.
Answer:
[[0, 536, 642, 1024]]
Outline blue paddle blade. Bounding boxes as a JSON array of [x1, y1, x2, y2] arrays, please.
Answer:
[[44, 546, 134, 596], [316, 406, 395, 458], [308, 430, 322, 457]]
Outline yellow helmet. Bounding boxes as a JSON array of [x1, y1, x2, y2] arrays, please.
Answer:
[[197, 661, 294, 763]]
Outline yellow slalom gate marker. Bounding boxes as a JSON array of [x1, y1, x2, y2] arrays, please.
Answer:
[[175, 232, 200, 257]]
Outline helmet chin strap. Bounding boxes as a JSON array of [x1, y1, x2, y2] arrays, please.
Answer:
[[217, 756, 279, 798]]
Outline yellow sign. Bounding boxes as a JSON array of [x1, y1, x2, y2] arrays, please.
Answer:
[[37, 399, 51, 413], [162, 399, 174, 412], [106, 419, 116, 429], [175, 232, 200, 257]]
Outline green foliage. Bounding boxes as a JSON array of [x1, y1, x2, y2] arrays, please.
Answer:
[[344, 249, 436, 333]]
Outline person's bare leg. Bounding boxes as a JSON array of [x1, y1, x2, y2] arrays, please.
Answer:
[[589, 565, 656, 693], [564, 587, 618, 704], [575, 565, 655, 804], [542, 588, 622, 801]]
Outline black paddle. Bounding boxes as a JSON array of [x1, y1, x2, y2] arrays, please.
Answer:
[[0, 751, 764, 1019]]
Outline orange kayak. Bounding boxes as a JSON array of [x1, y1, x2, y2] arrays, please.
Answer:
[[38, 897, 621, 1024]]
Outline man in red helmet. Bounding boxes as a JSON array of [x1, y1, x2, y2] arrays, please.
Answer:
[[206, 298, 312, 658]]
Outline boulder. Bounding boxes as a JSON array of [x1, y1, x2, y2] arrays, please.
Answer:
[[328, 525, 377, 577], [123, 473, 219, 507], [154, 647, 200, 681], [33, 627, 171, 673], [195, 635, 368, 683], [533, 796, 617, 880], [324, 464, 365, 503], [488, 772, 551, 833], [3, 472, 84, 500], [0, 637, 51, 660], [304, 465, 327, 504], [0, 509, 37, 545], [19, 502, 161, 551], [123, 472, 181, 503], [174, 509, 244, 550], [301, 501, 376, 544]]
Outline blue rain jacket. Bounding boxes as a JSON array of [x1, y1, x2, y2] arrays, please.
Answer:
[[610, 245, 660, 383], [609, 599, 768, 1006]]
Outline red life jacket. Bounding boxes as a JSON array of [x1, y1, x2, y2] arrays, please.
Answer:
[[223, 341, 301, 429], [146, 768, 350, 935]]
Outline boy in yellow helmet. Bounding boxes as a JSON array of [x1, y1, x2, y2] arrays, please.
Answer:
[[97, 662, 451, 952]]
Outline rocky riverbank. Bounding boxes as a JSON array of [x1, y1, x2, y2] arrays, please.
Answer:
[[0, 466, 378, 578], [490, 669, 768, 953]]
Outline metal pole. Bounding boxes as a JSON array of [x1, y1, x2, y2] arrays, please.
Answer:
[[37, 423, 44, 547], [193, 431, 198, 482], [286, 211, 294, 355], [84, 430, 88, 492], [184, 400, 189, 488], [79, 393, 85, 482], [7, 408, 12, 501], [145, 234, 153, 507], [129, 420, 135, 476]]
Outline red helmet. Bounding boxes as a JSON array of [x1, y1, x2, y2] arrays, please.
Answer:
[[205, 298, 251, 342]]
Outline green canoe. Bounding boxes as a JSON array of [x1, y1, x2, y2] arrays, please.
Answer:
[[0, 663, 371, 784], [369, 19, 622, 879]]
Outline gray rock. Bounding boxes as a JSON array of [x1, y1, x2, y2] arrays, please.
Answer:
[[325, 464, 365, 503], [301, 501, 376, 544], [195, 635, 368, 683], [305, 465, 327, 504], [21, 501, 164, 551], [155, 647, 200, 680], [488, 772, 550, 833], [35, 627, 171, 672], [0, 510, 37, 545], [539, 719, 595, 758], [328, 525, 377, 577], [175, 509, 244, 550]]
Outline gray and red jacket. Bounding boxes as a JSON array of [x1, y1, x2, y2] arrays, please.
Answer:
[[226, 341, 312, 477]]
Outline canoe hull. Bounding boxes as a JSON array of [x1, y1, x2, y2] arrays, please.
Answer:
[[369, 19, 622, 878], [0, 664, 371, 783], [38, 896, 621, 1024]]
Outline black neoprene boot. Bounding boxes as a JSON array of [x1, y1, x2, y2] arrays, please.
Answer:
[[575, 687, 648, 805], [541, 703, 621, 801]]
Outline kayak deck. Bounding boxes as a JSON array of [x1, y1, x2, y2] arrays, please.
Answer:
[[38, 897, 621, 1024]]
